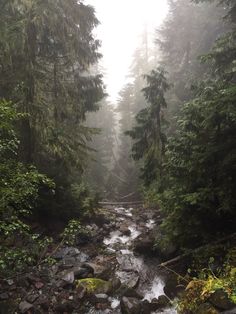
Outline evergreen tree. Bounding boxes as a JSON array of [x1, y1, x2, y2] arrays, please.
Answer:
[[126, 68, 170, 186]]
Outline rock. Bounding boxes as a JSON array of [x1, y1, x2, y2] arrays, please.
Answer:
[[120, 224, 131, 236], [53, 247, 80, 259], [110, 277, 122, 292], [196, 302, 219, 314], [0, 293, 9, 301], [73, 266, 91, 279], [164, 275, 185, 299], [26, 293, 39, 303], [54, 247, 89, 265], [61, 271, 75, 284], [120, 297, 142, 314], [126, 274, 140, 289], [133, 236, 155, 255], [118, 285, 143, 299], [156, 294, 170, 307], [209, 289, 235, 311], [76, 278, 112, 295], [141, 295, 171, 313], [19, 301, 33, 313], [82, 262, 108, 278], [34, 294, 49, 309], [95, 294, 109, 303]]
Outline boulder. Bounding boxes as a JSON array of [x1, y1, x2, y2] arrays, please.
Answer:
[[126, 274, 140, 289], [109, 277, 122, 292], [76, 278, 112, 295], [120, 297, 142, 314], [209, 289, 235, 311], [120, 224, 131, 236], [133, 235, 155, 255], [141, 295, 171, 313], [82, 262, 108, 279], [116, 284, 143, 299], [19, 301, 33, 313], [164, 275, 185, 299]]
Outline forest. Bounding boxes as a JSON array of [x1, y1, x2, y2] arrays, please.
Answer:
[[0, 0, 235, 313]]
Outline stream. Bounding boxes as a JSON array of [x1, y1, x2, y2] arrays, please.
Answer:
[[96, 205, 177, 314]]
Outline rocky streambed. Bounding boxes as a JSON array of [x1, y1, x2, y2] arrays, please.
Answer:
[[0, 205, 180, 313]]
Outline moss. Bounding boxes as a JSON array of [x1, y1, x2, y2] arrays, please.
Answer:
[[76, 278, 111, 294]]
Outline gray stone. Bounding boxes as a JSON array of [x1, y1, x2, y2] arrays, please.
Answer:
[[120, 297, 142, 314], [95, 294, 109, 303], [19, 301, 33, 313], [26, 293, 39, 303], [61, 271, 75, 284], [126, 274, 140, 289]]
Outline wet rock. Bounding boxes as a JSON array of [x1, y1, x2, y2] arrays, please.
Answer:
[[120, 224, 131, 236], [196, 302, 219, 314], [164, 275, 184, 299], [94, 294, 109, 303], [133, 235, 155, 256], [19, 301, 33, 313], [209, 289, 235, 311], [126, 274, 140, 289], [76, 278, 112, 294], [117, 285, 143, 299], [155, 295, 170, 307], [120, 297, 142, 314], [110, 277, 122, 292]]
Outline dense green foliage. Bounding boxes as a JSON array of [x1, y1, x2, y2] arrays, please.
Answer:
[[126, 68, 170, 186], [0, 100, 54, 274], [127, 0, 236, 249], [0, 0, 104, 218]]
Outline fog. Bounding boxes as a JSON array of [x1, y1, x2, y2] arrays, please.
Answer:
[[85, 0, 169, 102]]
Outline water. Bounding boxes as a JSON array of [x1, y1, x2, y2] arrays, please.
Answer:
[[143, 276, 165, 301], [102, 206, 177, 313]]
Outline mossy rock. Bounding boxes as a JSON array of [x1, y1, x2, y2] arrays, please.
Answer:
[[76, 278, 112, 295]]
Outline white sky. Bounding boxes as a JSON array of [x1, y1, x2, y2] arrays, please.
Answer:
[[85, 0, 169, 103]]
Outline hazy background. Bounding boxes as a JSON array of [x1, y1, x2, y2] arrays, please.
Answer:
[[85, 0, 169, 103]]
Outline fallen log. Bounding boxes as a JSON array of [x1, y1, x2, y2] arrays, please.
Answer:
[[99, 201, 143, 206], [158, 232, 236, 268]]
